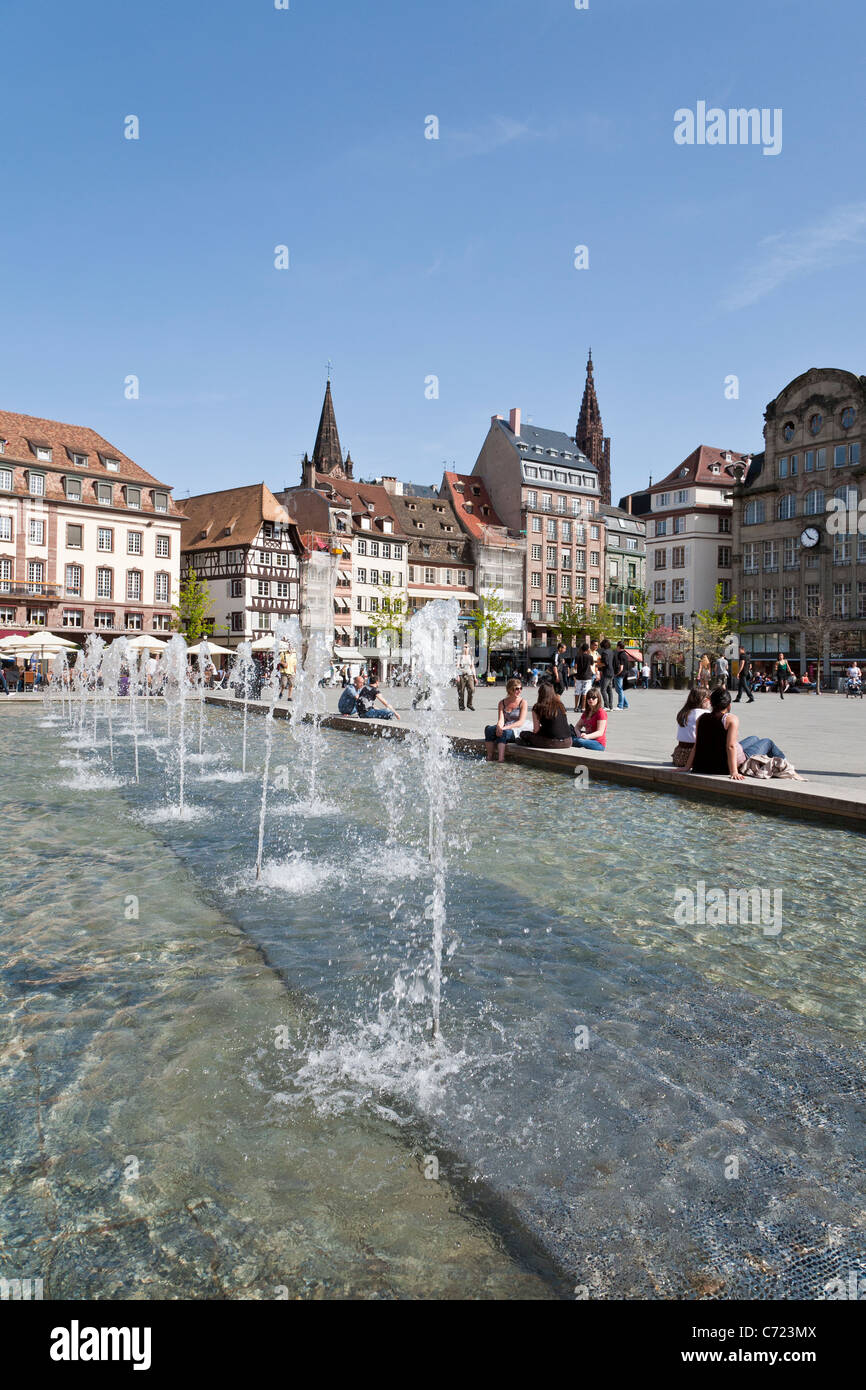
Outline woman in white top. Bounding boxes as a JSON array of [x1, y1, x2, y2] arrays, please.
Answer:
[[672, 688, 710, 767]]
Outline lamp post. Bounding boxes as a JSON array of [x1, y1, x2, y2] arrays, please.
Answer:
[[690, 610, 697, 685]]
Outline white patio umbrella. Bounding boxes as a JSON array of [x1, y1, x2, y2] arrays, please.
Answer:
[[186, 639, 233, 656], [7, 631, 79, 656], [124, 634, 169, 653], [250, 635, 295, 651]]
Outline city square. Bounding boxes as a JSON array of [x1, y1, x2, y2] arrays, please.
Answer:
[[1, 0, 864, 1353]]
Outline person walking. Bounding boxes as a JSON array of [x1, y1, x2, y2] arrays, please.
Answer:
[[714, 653, 729, 690], [572, 642, 596, 713], [552, 642, 568, 695], [640, 660, 650, 690], [775, 652, 792, 700], [613, 640, 630, 710], [598, 638, 615, 711], [733, 648, 755, 703], [456, 643, 477, 712]]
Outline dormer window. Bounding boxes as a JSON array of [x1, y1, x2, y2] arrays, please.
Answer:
[[361, 516, 371, 530], [64, 477, 82, 502], [472, 486, 481, 495], [153, 491, 168, 513], [96, 482, 113, 506], [0, 439, 7, 454], [464, 502, 473, 512], [125, 486, 141, 509], [105, 458, 119, 472], [34, 445, 52, 462], [72, 453, 88, 467], [382, 519, 393, 533], [28, 471, 45, 496]]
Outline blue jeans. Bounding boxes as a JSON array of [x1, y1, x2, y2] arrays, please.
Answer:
[[740, 735, 785, 760], [484, 725, 516, 744], [361, 708, 392, 720], [614, 675, 628, 709], [572, 737, 605, 750]]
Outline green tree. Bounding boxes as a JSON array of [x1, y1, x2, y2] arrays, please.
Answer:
[[694, 583, 739, 659], [623, 589, 660, 652], [172, 567, 213, 642], [468, 587, 514, 654], [367, 581, 409, 657]]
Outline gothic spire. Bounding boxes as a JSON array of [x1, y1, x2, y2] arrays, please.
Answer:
[[312, 379, 344, 474], [576, 350, 611, 504]]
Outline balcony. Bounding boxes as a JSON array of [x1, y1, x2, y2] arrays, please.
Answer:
[[0, 582, 63, 599]]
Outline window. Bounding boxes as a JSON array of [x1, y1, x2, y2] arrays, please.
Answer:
[[96, 567, 113, 598], [104, 457, 119, 472], [153, 491, 168, 512], [369, 542, 380, 557], [589, 576, 599, 594], [546, 545, 556, 566], [72, 453, 87, 467], [230, 579, 243, 597], [62, 609, 83, 628], [833, 536, 852, 566], [655, 519, 667, 537], [718, 514, 731, 533], [28, 518, 45, 544], [92, 610, 114, 629], [834, 445, 846, 467], [546, 601, 556, 619], [127, 531, 142, 555], [561, 521, 572, 542], [125, 612, 143, 631], [783, 587, 798, 619], [126, 571, 142, 600], [816, 448, 826, 469], [571, 498, 581, 516], [575, 575, 585, 595], [673, 516, 685, 534], [65, 477, 82, 501], [0, 467, 12, 491], [27, 607, 47, 626], [97, 482, 112, 506], [803, 489, 824, 516], [719, 580, 731, 602], [276, 582, 289, 599], [743, 542, 758, 574], [531, 544, 542, 560], [369, 597, 379, 612], [29, 473, 45, 496], [675, 489, 689, 504], [778, 494, 796, 520], [789, 455, 799, 475], [531, 572, 541, 588], [155, 572, 170, 603], [97, 527, 113, 551], [718, 546, 731, 567], [443, 569, 452, 586], [65, 564, 82, 596], [35, 446, 52, 461], [231, 612, 244, 632], [743, 499, 765, 525], [546, 519, 556, 537], [833, 582, 852, 618], [742, 590, 758, 622], [859, 583, 866, 619], [531, 599, 541, 618], [590, 551, 600, 567], [672, 579, 686, 603], [356, 539, 367, 555], [556, 496, 566, 514], [654, 549, 667, 569], [356, 567, 367, 584], [125, 487, 141, 509], [804, 583, 820, 617], [546, 574, 557, 595], [356, 595, 365, 612], [424, 567, 435, 584], [27, 560, 45, 589], [671, 546, 685, 568], [153, 614, 171, 632], [369, 569, 379, 585], [783, 536, 800, 569], [531, 516, 542, 533], [0, 516, 11, 542], [654, 580, 666, 603], [561, 551, 571, 570], [0, 558, 11, 591], [393, 545, 402, 561], [526, 490, 538, 508], [257, 580, 270, 597], [590, 524, 600, 540], [762, 588, 778, 620], [763, 540, 779, 573], [778, 456, 788, 479], [258, 551, 271, 566]]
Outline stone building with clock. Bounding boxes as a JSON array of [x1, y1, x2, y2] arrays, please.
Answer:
[[731, 366, 866, 680]]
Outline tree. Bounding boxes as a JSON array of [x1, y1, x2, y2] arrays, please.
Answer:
[[623, 589, 660, 652], [172, 568, 213, 642], [800, 597, 840, 693], [554, 600, 620, 649], [647, 625, 687, 682], [367, 581, 409, 659], [694, 583, 739, 660], [468, 587, 515, 655]]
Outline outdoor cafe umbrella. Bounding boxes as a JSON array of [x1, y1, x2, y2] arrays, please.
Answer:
[[123, 634, 169, 653], [186, 639, 233, 657], [249, 635, 295, 651], [5, 631, 78, 657]]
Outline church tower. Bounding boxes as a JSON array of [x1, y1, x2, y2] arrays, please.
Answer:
[[301, 379, 354, 486], [576, 350, 611, 504]]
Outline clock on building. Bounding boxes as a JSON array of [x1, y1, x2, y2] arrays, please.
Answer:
[[800, 526, 820, 548]]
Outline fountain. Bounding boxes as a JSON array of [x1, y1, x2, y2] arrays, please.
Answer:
[[229, 640, 254, 774], [254, 620, 302, 880], [163, 634, 190, 816]]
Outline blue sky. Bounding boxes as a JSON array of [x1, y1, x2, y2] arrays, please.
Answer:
[[2, 0, 864, 502]]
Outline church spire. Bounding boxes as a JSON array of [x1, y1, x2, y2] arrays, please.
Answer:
[[576, 350, 611, 504], [312, 379, 343, 473]]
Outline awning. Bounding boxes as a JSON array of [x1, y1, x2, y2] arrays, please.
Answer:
[[625, 647, 643, 661], [409, 589, 479, 602]]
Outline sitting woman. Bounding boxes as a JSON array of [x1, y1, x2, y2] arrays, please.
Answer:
[[571, 687, 608, 750], [685, 688, 786, 781], [484, 678, 528, 762], [518, 681, 573, 749], [672, 687, 710, 767]]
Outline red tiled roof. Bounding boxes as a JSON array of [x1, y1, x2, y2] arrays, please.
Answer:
[[652, 446, 751, 491], [441, 471, 508, 538], [316, 475, 409, 539], [181, 483, 297, 553], [0, 408, 172, 490]]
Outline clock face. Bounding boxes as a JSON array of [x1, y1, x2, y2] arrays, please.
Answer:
[[784, 422, 796, 441], [800, 526, 820, 548]]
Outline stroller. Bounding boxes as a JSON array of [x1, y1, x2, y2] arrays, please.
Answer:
[[845, 673, 863, 699]]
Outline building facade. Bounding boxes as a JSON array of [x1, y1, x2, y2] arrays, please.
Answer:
[[599, 503, 647, 631], [180, 483, 302, 645], [619, 446, 751, 632], [472, 406, 605, 655], [440, 471, 526, 663], [731, 367, 866, 676], [0, 409, 182, 644], [382, 486, 477, 621]]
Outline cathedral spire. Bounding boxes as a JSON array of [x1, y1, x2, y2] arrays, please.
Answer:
[[576, 350, 611, 504], [312, 379, 343, 473]]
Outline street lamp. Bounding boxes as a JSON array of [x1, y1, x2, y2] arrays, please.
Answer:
[[690, 610, 697, 685]]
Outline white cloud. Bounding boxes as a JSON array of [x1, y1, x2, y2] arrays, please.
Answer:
[[724, 202, 866, 311]]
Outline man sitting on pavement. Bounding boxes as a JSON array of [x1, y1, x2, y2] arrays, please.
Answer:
[[339, 674, 401, 721]]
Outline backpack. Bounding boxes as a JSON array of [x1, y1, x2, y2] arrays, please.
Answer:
[[337, 687, 357, 716]]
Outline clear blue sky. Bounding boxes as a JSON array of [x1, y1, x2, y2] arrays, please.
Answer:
[[2, 0, 864, 501]]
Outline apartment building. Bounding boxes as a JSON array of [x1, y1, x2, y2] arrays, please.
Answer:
[[0, 408, 182, 642], [440, 470, 526, 661], [180, 483, 302, 644]]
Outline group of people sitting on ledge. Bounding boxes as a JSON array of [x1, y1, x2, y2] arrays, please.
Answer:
[[483, 677, 803, 780], [484, 679, 607, 761]]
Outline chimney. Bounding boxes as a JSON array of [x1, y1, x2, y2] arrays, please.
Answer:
[[509, 407, 521, 437], [379, 476, 398, 494], [491, 413, 504, 426]]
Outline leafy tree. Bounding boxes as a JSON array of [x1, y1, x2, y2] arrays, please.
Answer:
[[694, 583, 739, 659], [554, 600, 620, 648], [623, 589, 660, 652], [367, 581, 409, 656], [172, 567, 213, 642], [647, 624, 687, 678], [800, 598, 842, 693], [468, 587, 515, 653]]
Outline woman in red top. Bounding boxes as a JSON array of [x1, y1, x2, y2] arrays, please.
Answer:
[[571, 688, 607, 750]]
